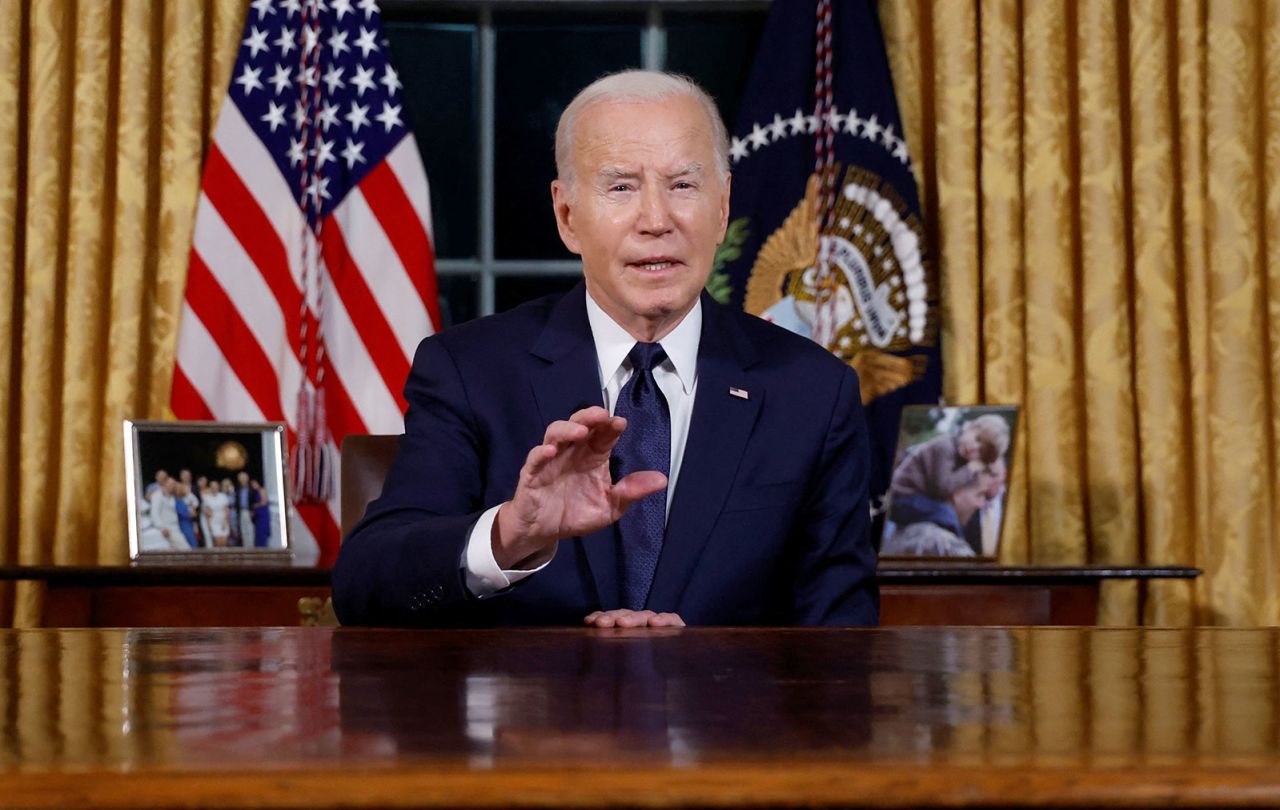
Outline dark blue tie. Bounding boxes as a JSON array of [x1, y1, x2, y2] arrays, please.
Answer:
[[613, 342, 670, 611]]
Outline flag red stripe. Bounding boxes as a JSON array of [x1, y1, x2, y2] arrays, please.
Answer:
[[297, 502, 341, 568], [170, 364, 214, 420], [184, 252, 286, 421], [359, 163, 442, 331], [202, 144, 304, 356], [319, 220, 412, 413]]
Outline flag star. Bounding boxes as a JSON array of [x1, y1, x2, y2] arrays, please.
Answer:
[[292, 101, 308, 129], [250, 0, 275, 20], [880, 123, 896, 148], [287, 137, 306, 166], [261, 101, 287, 132], [301, 24, 320, 55], [351, 64, 376, 96], [268, 63, 292, 94], [768, 113, 788, 141], [341, 138, 366, 168], [354, 26, 380, 57], [358, 0, 379, 19], [893, 138, 910, 163], [332, 0, 354, 20], [280, 0, 302, 16], [327, 29, 350, 58], [380, 64, 401, 95], [345, 100, 370, 132], [234, 64, 264, 96], [805, 114, 819, 134], [243, 26, 270, 58], [307, 0, 329, 11], [311, 136, 336, 167], [274, 26, 297, 56], [861, 114, 882, 141], [321, 65, 345, 93], [301, 64, 319, 88], [317, 102, 340, 131], [729, 136, 749, 163], [747, 122, 769, 150], [824, 106, 845, 132], [375, 101, 403, 132], [787, 108, 808, 135], [305, 176, 332, 203], [845, 108, 865, 136]]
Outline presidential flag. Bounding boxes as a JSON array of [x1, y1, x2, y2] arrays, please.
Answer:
[[172, 0, 440, 566], [713, 0, 941, 527]]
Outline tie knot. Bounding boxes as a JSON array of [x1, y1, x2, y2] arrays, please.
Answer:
[[628, 342, 667, 373]]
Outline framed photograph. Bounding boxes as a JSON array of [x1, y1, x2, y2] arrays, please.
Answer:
[[879, 405, 1019, 560], [124, 420, 292, 564]]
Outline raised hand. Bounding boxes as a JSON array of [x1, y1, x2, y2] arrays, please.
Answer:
[[492, 406, 667, 569]]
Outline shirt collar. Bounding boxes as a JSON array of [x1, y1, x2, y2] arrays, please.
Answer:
[[584, 291, 701, 395]]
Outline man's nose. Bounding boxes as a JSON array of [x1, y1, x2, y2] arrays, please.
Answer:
[[635, 184, 673, 234]]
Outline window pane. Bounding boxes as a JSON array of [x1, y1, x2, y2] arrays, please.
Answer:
[[495, 274, 582, 314], [437, 274, 480, 327], [664, 10, 769, 132], [494, 15, 643, 260], [384, 19, 479, 259]]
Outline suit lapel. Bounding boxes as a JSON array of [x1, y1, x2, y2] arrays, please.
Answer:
[[647, 296, 762, 613], [527, 284, 618, 609]]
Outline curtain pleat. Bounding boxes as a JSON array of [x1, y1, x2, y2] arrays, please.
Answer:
[[0, 0, 242, 625], [882, 0, 1280, 624]]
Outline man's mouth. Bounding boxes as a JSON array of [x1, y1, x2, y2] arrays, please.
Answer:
[[628, 257, 680, 271]]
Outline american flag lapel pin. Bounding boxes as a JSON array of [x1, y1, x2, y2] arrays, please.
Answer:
[[729, 387, 749, 400]]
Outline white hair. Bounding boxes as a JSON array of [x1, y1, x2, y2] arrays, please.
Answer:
[[554, 70, 731, 189]]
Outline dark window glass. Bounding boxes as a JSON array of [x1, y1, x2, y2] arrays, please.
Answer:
[[495, 275, 582, 313], [493, 14, 643, 260], [437, 274, 479, 328], [664, 10, 768, 132], [384, 19, 478, 259]]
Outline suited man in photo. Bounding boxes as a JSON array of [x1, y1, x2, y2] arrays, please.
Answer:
[[333, 70, 878, 628]]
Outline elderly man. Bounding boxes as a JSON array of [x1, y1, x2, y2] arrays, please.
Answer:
[[333, 70, 878, 628]]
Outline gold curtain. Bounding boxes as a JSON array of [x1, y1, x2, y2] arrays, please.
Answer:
[[881, 0, 1280, 625], [0, 0, 244, 626]]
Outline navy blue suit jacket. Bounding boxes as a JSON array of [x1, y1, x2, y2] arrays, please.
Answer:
[[332, 284, 878, 627]]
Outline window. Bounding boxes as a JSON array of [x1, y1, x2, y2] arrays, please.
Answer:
[[383, 1, 767, 327]]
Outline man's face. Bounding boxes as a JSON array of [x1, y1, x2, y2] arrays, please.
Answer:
[[552, 94, 730, 340], [238, 472, 249, 486]]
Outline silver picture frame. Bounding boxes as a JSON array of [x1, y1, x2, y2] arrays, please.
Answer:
[[123, 420, 292, 565]]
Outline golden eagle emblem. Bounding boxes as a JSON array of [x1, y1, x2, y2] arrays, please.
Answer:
[[743, 168, 934, 404]]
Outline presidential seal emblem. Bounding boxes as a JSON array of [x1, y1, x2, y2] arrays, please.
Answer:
[[744, 166, 936, 404]]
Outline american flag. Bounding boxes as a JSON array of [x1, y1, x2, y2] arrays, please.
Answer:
[[172, 0, 440, 567]]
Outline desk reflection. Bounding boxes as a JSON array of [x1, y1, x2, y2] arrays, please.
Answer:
[[0, 627, 1277, 773]]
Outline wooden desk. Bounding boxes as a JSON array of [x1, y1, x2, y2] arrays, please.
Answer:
[[0, 564, 1199, 627], [1, 626, 1276, 808]]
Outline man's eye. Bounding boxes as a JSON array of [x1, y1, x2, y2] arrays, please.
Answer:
[[609, 184, 632, 193], [674, 182, 695, 191]]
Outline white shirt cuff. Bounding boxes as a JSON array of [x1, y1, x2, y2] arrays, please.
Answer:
[[462, 503, 553, 597]]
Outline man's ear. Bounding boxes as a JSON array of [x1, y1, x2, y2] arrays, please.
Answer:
[[716, 172, 732, 243], [551, 179, 581, 255]]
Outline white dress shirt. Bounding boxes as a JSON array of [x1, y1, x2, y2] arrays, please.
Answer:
[[461, 291, 703, 597]]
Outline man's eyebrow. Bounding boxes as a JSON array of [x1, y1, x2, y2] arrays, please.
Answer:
[[664, 163, 705, 179], [597, 167, 638, 181]]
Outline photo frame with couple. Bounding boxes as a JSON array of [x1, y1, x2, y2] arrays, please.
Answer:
[[879, 405, 1019, 560]]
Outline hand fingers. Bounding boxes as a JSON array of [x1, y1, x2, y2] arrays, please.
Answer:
[[583, 609, 686, 629], [543, 419, 589, 446], [612, 471, 668, 508], [568, 405, 612, 426]]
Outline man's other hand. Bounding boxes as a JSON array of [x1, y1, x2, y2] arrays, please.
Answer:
[[583, 609, 686, 628], [493, 406, 667, 569]]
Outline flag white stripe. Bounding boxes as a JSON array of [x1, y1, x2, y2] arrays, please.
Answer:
[[175, 304, 265, 421], [333, 188, 433, 361], [213, 102, 307, 290], [387, 134, 433, 243], [321, 268, 406, 434]]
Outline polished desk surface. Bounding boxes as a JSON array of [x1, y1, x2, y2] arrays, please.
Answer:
[[1, 626, 1277, 808]]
